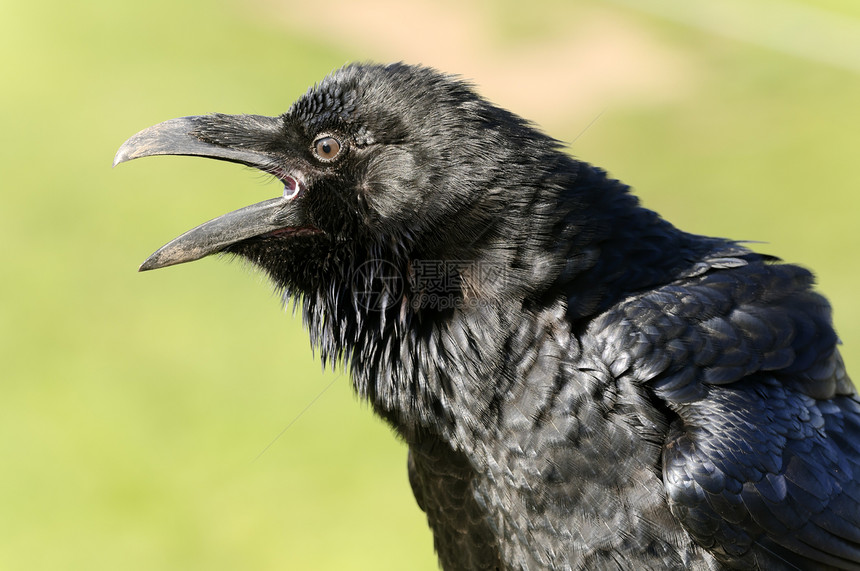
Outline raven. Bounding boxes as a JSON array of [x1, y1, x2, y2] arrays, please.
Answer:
[[115, 63, 860, 570]]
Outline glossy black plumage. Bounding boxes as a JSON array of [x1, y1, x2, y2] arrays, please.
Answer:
[[116, 63, 860, 570]]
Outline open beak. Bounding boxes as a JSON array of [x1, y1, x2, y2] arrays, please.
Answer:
[[114, 114, 311, 271]]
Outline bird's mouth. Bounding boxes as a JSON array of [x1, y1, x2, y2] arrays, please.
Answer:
[[256, 171, 324, 239], [113, 114, 322, 271]]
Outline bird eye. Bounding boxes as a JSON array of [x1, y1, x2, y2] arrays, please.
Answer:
[[313, 136, 342, 162]]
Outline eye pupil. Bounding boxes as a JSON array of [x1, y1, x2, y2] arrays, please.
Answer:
[[314, 136, 342, 161]]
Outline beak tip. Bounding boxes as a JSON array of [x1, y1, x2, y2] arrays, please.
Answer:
[[139, 252, 167, 272], [113, 143, 133, 168]]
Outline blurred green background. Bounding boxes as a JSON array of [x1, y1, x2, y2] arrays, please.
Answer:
[[2, 0, 859, 569]]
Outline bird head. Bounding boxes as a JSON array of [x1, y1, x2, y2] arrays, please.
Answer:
[[115, 63, 693, 425], [115, 63, 573, 313]]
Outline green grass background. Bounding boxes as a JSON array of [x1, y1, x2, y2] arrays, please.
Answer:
[[2, 1, 859, 569]]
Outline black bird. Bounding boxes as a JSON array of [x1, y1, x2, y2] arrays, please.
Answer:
[[115, 63, 860, 570]]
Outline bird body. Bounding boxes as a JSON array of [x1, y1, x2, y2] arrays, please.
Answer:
[[116, 63, 860, 570]]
